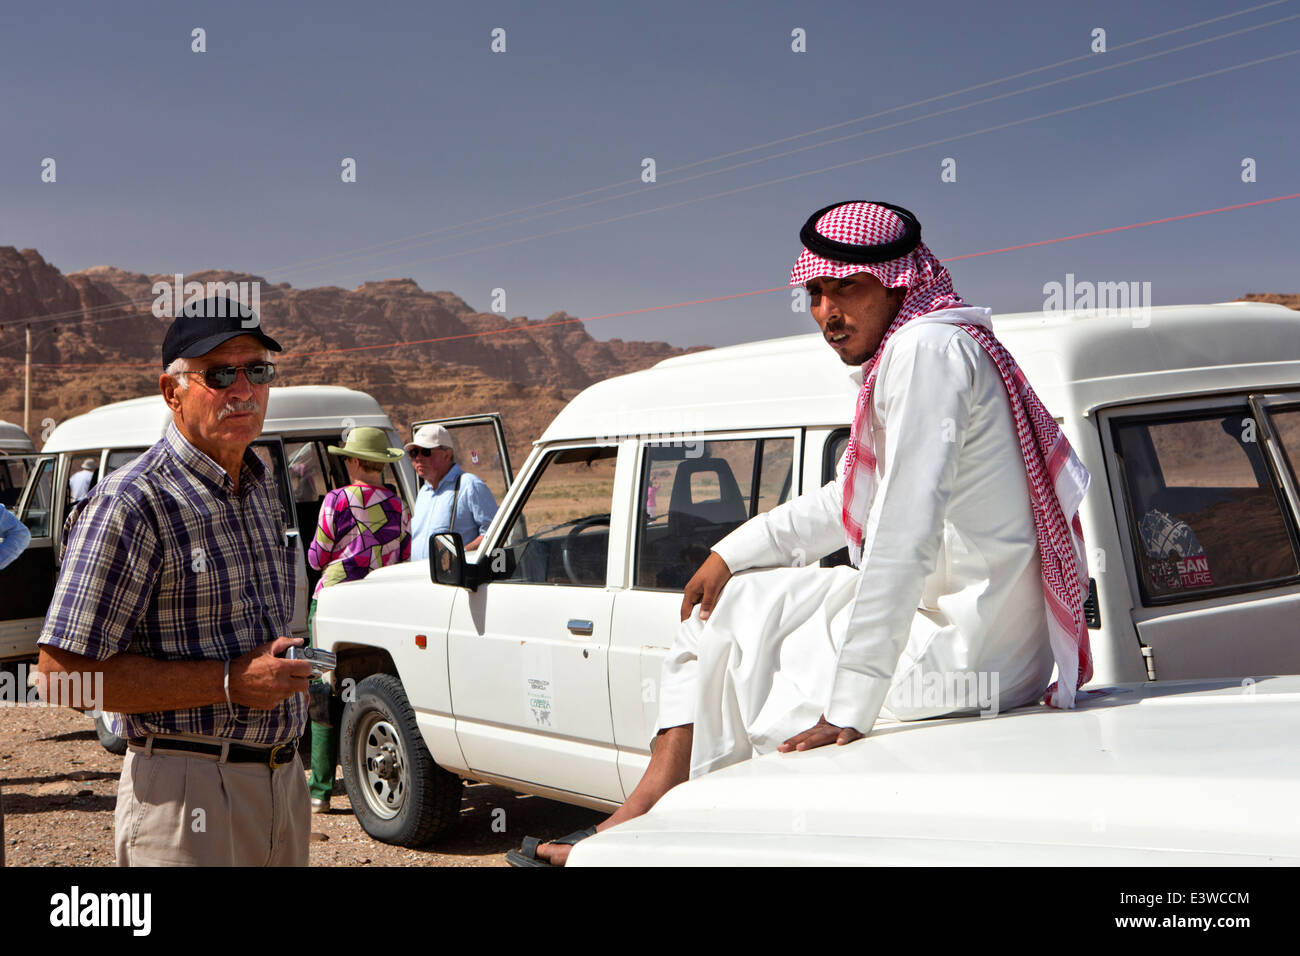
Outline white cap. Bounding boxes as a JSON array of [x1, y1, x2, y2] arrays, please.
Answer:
[[405, 423, 453, 452], [80, 458, 96, 470]]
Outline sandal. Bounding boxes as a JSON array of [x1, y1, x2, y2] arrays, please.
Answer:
[[506, 826, 598, 868]]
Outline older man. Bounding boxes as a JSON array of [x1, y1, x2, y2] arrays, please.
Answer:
[[37, 296, 313, 867], [516, 201, 1092, 866], [407, 423, 498, 558]]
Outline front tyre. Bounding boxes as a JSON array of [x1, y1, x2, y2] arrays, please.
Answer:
[[340, 674, 461, 847]]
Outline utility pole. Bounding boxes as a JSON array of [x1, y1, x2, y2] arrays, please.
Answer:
[[24, 323, 31, 437], [19, 323, 59, 442]]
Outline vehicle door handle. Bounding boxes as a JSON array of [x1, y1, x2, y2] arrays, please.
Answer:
[[567, 619, 594, 637]]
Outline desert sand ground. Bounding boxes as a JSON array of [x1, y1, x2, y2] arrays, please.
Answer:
[[0, 701, 603, 868]]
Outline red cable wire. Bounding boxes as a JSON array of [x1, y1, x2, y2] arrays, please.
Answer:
[[19, 191, 1300, 371]]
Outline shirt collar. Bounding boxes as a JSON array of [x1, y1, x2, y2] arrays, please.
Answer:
[[431, 463, 463, 492], [163, 421, 269, 496]]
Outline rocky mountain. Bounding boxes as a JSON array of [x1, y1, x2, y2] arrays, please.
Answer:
[[0, 248, 701, 462], [4, 248, 1296, 463], [1239, 293, 1300, 310]]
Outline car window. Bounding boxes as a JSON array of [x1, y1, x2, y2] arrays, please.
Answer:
[[497, 446, 616, 587], [438, 421, 511, 513], [821, 428, 852, 569], [1113, 410, 1299, 603], [286, 441, 328, 503], [20, 458, 56, 538], [634, 437, 793, 591], [63, 452, 102, 510], [302, 437, 405, 498], [1269, 406, 1300, 491], [250, 441, 298, 530], [824, 429, 850, 484], [0, 457, 32, 510], [105, 448, 146, 473]]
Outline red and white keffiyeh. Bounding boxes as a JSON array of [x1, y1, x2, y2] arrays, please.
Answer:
[[791, 202, 1093, 709]]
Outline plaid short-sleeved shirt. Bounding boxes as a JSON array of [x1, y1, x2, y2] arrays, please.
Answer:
[[38, 422, 305, 745]]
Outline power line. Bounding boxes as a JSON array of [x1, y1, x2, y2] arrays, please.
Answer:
[[6, 0, 1290, 330], [943, 192, 1300, 261], [330, 47, 1300, 275], [20, 191, 1299, 371], [276, 10, 1299, 286], [252, 0, 1295, 281]]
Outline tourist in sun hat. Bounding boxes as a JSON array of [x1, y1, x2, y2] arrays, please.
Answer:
[[304, 426, 409, 812]]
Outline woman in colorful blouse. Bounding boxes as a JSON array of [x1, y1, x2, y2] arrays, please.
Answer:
[[306, 427, 410, 812]]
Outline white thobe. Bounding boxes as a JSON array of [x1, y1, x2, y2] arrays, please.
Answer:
[[657, 310, 1054, 778]]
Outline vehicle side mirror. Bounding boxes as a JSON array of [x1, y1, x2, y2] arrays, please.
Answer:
[[430, 532, 466, 588], [430, 532, 490, 591]]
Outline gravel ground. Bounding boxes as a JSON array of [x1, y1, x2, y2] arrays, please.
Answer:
[[0, 702, 603, 867]]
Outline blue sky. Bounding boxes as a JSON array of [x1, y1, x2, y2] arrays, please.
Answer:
[[2, 0, 1297, 348]]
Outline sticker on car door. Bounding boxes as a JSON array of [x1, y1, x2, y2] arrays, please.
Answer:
[[521, 642, 554, 728]]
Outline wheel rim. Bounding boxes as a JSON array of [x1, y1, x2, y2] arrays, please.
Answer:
[[354, 711, 408, 820]]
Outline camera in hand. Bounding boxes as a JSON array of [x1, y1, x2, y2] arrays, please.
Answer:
[[285, 645, 337, 678]]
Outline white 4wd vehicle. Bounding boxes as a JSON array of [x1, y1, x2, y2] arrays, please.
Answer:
[[314, 302, 1300, 861]]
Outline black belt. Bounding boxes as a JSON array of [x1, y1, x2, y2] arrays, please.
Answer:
[[129, 736, 299, 768]]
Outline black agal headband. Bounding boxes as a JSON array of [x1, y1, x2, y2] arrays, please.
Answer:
[[798, 201, 922, 264]]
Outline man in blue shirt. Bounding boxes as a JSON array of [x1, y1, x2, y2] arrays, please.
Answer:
[[406, 424, 498, 559], [0, 503, 30, 570]]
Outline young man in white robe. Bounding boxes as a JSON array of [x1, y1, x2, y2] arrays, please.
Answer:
[[513, 200, 1091, 867]]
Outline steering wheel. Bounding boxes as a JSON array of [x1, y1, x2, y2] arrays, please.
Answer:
[[561, 514, 611, 584]]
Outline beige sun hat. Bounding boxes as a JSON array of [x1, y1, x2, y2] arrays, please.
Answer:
[[326, 426, 405, 463]]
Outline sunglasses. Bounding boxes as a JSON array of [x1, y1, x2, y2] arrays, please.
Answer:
[[178, 362, 277, 389], [410, 446, 446, 458]]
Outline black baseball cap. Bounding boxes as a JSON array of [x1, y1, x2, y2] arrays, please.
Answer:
[[161, 296, 283, 368]]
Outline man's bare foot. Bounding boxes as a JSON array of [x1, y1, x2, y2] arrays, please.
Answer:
[[535, 829, 600, 866], [532, 724, 694, 866]]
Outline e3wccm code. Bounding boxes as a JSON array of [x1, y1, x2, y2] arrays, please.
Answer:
[[1121, 892, 1249, 906]]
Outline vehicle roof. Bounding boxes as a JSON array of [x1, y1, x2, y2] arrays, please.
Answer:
[[570, 674, 1300, 866], [0, 420, 35, 453], [540, 302, 1300, 442], [41, 386, 395, 453]]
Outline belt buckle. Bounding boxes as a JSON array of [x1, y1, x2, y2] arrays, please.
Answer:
[[268, 741, 296, 768]]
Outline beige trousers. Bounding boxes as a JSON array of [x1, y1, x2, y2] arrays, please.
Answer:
[[115, 739, 309, 867]]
